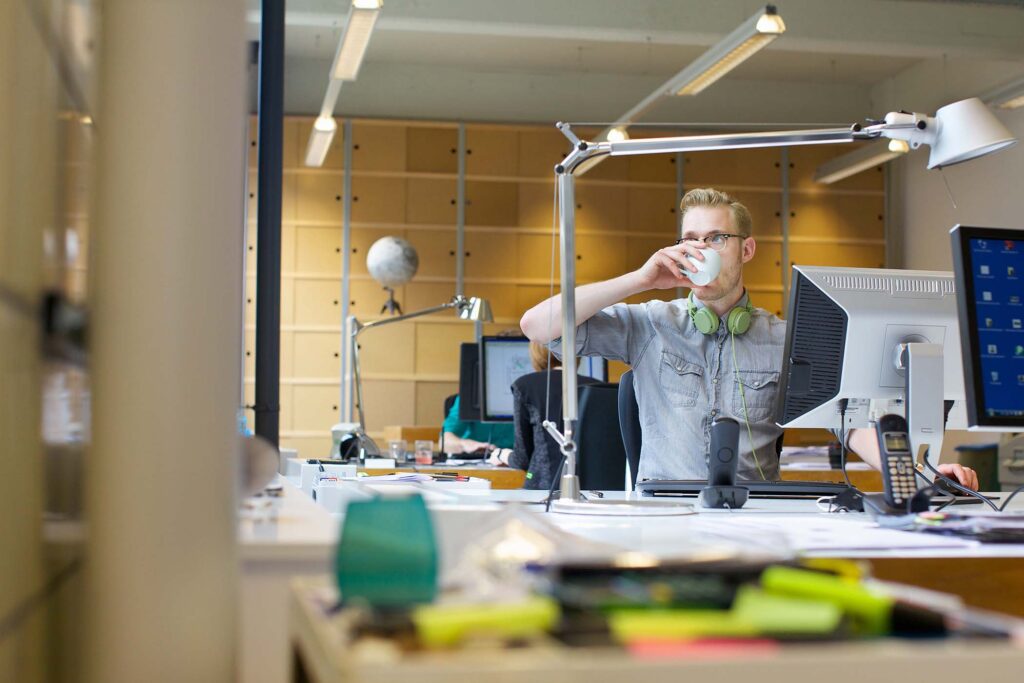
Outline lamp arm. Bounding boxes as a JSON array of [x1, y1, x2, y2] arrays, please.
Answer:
[[349, 295, 469, 432], [356, 296, 465, 332]]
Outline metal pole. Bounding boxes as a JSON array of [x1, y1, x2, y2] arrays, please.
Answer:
[[780, 148, 791, 313], [675, 151, 685, 301], [340, 120, 353, 419], [557, 171, 578, 498], [456, 123, 466, 297], [253, 0, 284, 446]]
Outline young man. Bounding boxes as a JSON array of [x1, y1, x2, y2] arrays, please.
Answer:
[[520, 188, 978, 489]]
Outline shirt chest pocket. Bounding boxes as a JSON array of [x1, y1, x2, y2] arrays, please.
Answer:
[[659, 351, 704, 408], [732, 369, 780, 422]]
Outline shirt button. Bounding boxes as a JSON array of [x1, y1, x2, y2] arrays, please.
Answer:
[[710, 409, 717, 416], [712, 378, 719, 384]]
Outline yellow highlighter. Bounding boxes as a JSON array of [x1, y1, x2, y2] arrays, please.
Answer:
[[412, 597, 560, 648]]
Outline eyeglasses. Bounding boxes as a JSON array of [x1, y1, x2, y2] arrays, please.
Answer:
[[674, 233, 748, 251]]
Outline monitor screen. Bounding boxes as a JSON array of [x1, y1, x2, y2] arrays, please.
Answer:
[[480, 336, 533, 422], [578, 356, 608, 383], [950, 225, 1024, 430]]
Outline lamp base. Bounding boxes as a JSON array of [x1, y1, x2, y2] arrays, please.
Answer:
[[549, 498, 695, 516]]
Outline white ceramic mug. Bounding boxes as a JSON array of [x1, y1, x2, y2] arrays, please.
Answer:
[[679, 248, 722, 286]]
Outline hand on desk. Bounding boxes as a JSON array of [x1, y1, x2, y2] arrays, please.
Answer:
[[443, 433, 492, 455], [936, 463, 979, 491]]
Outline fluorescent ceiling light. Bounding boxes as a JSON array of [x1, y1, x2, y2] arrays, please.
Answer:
[[331, 1, 382, 81], [814, 140, 905, 184], [605, 127, 629, 143], [668, 5, 785, 96], [304, 116, 337, 167], [982, 75, 1024, 110]]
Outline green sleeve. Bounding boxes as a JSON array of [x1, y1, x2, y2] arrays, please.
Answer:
[[442, 396, 462, 435]]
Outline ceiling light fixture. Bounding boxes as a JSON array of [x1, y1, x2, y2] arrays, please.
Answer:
[[605, 127, 629, 143], [668, 5, 785, 97], [982, 75, 1024, 110], [814, 140, 906, 184], [304, 115, 338, 167], [331, 0, 383, 81]]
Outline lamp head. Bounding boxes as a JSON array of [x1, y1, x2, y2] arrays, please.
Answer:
[[927, 97, 1017, 169], [456, 296, 493, 322]]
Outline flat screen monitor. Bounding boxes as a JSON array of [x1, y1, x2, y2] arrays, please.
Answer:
[[775, 265, 967, 432], [578, 356, 608, 383], [480, 336, 533, 422], [950, 225, 1024, 431]]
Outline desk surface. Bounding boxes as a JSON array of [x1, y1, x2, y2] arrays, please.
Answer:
[[290, 576, 1024, 683]]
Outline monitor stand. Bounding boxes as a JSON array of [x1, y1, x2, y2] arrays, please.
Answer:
[[900, 342, 945, 483]]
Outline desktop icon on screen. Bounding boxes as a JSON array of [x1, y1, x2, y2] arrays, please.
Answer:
[[978, 240, 989, 249], [1005, 240, 1016, 251], [987, 344, 999, 355], [985, 317, 994, 328], [1016, 345, 1024, 357], [983, 291, 993, 302], [1013, 319, 1022, 330], [1012, 295, 1022, 305], [1018, 374, 1024, 385], [980, 265, 990, 275], [1010, 266, 1017, 277], [991, 371, 1000, 383]]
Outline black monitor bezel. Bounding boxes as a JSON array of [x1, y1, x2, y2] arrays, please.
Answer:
[[479, 335, 531, 423], [950, 224, 1024, 430]]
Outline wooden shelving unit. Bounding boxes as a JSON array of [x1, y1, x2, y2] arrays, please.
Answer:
[[244, 117, 886, 457]]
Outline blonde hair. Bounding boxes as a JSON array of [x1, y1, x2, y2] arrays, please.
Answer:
[[679, 188, 753, 236], [529, 342, 561, 372]]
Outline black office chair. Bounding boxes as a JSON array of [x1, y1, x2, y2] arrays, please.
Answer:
[[616, 369, 786, 488], [617, 370, 642, 489], [575, 383, 628, 491]]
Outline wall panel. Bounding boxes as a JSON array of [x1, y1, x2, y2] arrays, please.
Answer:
[[249, 118, 886, 450]]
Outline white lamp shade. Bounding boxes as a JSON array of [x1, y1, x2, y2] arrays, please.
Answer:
[[928, 97, 1017, 169]]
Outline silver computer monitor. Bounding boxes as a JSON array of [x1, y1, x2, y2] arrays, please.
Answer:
[[775, 266, 967, 446]]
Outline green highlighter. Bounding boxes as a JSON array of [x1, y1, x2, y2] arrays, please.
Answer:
[[760, 566, 891, 636], [335, 494, 438, 608]]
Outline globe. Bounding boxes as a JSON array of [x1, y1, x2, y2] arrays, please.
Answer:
[[366, 236, 419, 289]]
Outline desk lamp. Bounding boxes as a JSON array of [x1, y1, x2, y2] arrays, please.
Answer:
[[335, 295, 492, 459], [545, 97, 1016, 515]]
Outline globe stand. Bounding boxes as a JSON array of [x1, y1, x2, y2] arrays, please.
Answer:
[[380, 287, 402, 315]]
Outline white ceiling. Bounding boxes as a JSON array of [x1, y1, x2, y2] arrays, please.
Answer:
[[247, 0, 1024, 125]]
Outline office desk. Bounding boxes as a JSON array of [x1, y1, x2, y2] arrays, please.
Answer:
[[290, 575, 1024, 683], [252, 481, 1024, 683], [358, 463, 527, 489]]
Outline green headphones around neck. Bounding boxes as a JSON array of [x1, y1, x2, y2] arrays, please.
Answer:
[[686, 291, 755, 336]]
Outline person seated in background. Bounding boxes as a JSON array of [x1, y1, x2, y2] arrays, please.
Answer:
[[488, 342, 597, 489], [442, 394, 514, 455]]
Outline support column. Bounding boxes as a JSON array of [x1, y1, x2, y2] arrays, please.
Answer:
[[254, 0, 285, 446], [86, 1, 246, 681], [780, 148, 791, 313]]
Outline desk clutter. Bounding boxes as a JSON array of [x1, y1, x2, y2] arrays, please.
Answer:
[[313, 493, 1024, 661]]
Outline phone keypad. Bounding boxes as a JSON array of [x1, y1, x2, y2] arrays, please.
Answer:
[[886, 453, 916, 505]]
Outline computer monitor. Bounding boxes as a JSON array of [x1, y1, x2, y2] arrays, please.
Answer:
[[480, 336, 533, 422], [775, 266, 967, 465], [456, 342, 482, 422], [950, 225, 1024, 431], [578, 356, 608, 383]]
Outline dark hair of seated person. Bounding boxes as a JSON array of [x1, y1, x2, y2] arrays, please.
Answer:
[[508, 343, 597, 490]]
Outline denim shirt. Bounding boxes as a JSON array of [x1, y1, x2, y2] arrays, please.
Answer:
[[551, 294, 786, 482]]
